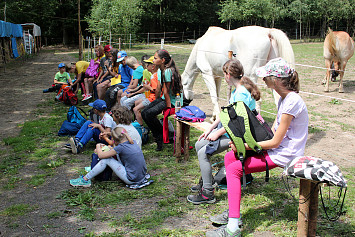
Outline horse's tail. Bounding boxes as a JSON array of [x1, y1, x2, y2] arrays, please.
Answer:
[[325, 28, 337, 56], [269, 29, 295, 68], [182, 39, 200, 100]]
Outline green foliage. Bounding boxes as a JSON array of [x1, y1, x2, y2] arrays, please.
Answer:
[[1, 204, 33, 217]]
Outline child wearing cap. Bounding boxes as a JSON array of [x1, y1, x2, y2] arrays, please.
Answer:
[[132, 56, 159, 127], [43, 63, 73, 93], [68, 99, 116, 154], [206, 58, 308, 237], [120, 56, 146, 109], [115, 51, 134, 105]]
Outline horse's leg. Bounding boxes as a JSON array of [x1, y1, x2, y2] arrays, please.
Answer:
[[324, 59, 331, 92], [214, 76, 223, 119], [202, 73, 219, 121], [338, 61, 347, 93]]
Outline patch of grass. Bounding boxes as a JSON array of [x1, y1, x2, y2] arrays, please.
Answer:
[[27, 173, 53, 186], [1, 203, 33, 217], [79, 206, 97, 221], [47, 211, 63, 219]]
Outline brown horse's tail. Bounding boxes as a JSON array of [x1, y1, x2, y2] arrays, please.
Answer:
[[326, 28, 337, 56]]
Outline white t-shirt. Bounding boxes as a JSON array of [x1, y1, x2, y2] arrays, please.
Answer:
[[115, 123, 142, 148], [99, 113, 116, 130], [268, 92, 309, 167]]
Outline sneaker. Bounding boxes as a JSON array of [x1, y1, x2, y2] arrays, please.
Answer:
[[63, 143, 72, 150], [210, 209, 243, 227], [187, 188, 216, 204], [206, 225, 241, 237], [155, 135, 163, 151], [81, 94, 87, 101], [191, 177, 218, 193], [69, 137, 83, 154], [43, 89, 50, 93], [70, 176, 91, 187], [83, 94, 92, 101]]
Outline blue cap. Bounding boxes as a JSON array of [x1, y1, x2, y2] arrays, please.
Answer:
[[117, 51, 127, 62], [58, 63, 65, 68], [88, 99, 107, 111]]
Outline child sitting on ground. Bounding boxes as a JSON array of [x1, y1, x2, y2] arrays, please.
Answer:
[[100, 105, 142, 148], [68, 99, 116, 154], [69, 127, 150, 187], [43, 63, 73, 93]]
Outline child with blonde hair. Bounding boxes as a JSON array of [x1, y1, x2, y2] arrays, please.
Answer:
[[70, 126, 148, 187]]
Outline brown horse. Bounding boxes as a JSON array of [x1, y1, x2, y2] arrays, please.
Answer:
[[323, 29, 354, 92]]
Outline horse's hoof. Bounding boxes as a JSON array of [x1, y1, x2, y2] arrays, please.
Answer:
[[339, 89, 344, 93], [324, 88, 329, 92]]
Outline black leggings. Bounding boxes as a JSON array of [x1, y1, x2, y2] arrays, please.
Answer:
[[141, 97, 166, 139]]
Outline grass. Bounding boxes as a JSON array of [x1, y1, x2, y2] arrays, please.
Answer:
[[0, 43, 354, 236]]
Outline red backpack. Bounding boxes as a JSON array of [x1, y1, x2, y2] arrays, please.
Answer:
[[56, 85, 78, 105]]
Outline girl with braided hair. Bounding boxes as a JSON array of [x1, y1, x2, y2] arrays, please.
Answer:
[[142, 49, 183, 151]]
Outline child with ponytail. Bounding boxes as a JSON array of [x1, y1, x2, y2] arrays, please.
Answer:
[[70, 126, 148, 187], [187, 59, 260, 205]]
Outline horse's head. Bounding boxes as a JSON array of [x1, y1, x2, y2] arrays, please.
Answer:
[[181, 71, 194, 101], [331, 62, 339, 82]]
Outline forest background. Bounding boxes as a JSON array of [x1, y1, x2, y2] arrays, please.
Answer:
[[1, 0, 355, 46]]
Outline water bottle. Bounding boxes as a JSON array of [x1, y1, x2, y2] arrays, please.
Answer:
[[175, 93, 181, 112]]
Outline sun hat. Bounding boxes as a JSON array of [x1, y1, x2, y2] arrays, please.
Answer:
[[104, 45, 113, 52], [143, 56, 154, 64], [89, 99, 107, 111], [117, 51, 128, 62], [255, 57, 294, 78], [58, 63, 65, 68]]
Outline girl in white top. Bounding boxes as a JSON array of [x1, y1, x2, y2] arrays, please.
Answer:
[[206, 58, 308, 237]]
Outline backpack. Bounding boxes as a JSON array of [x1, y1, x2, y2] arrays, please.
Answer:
[[159, 118, 175, 143], [58, 106, 88, 136], [219, 101, 274, 188], [175, 105, 206, 122], [56, 85, 78, 105], [91, 153, 113, 181], [132, 121, 149, 145], [85, 59, 100, 77]]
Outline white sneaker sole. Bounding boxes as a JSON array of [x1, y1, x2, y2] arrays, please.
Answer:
[[69, 137, 78, 154]]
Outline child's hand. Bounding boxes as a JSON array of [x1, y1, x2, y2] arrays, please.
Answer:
[[228, 141, 237, 152], [89, 123, 100, 129], [206, 132, 219, 141]]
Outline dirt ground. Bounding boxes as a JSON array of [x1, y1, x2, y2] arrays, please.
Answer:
[[0, 46, 354, 236]]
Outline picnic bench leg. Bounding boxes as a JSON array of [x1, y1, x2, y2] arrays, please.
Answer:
[[297, 179, 319, 237], [308, 182, 319, 237], [184, 124, 190, 161], [174, 119, 182, 162]]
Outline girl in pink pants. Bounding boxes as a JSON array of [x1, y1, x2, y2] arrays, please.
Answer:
[[206, 58, 309, 237]]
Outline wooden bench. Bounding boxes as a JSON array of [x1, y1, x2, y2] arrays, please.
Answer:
[[173, 116, 211, 162]]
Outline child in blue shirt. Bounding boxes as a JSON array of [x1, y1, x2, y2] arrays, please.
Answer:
[[68, 99, 116, 154]]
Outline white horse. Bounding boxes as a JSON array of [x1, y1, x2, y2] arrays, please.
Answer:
[[182, 26, 295, 119]]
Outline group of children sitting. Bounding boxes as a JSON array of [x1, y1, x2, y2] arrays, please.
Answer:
[[43, 46, 184, 189], [43, 48, 311, 236]]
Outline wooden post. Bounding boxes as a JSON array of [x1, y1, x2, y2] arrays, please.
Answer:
[[297, 179, 319, 237], [308, 182, 319, 236], [78, 0, 83, 60], [119, 38, 121, 51], [227, 50, 233, 102], [175, 120, 182, 161], [183, 125, 190, 161]]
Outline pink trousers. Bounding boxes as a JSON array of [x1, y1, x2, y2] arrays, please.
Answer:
[[224, 150, 279, 218]]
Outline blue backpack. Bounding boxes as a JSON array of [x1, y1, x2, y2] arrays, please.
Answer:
[[58, 106, 87, 136], [175, 106, 206, 122]]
